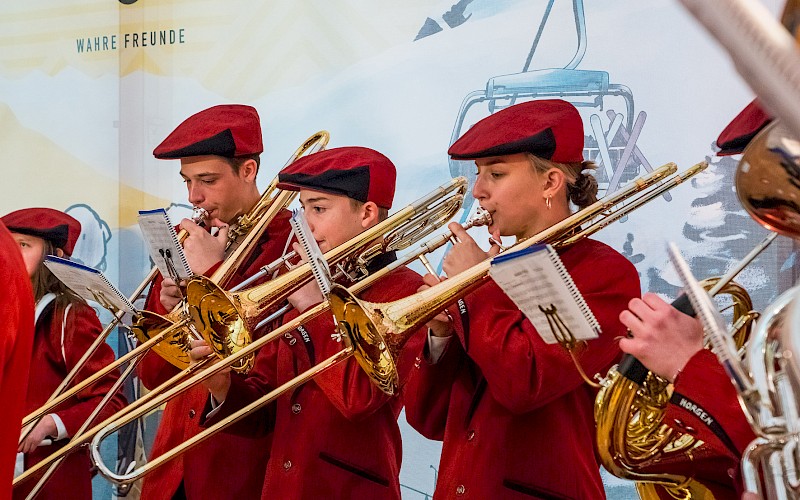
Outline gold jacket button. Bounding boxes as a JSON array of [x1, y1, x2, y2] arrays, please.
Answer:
[[283, 460, 292, 470], [292, 403, 302, 414], [188, 409, 196, 419], [456, 484, 466, 496]]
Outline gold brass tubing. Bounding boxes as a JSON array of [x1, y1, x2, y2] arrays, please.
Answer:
[[20, 316, 191, 429]]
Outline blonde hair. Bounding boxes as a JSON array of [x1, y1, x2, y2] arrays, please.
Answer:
[[526, 154, 599, 209]]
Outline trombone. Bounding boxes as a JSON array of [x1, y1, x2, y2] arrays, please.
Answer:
[[20, 131, 329, 432], [14, 174, 469, 489], [14, 131, 329, 498], [74, 161, 693, 485], [17, 206, 208, 444]]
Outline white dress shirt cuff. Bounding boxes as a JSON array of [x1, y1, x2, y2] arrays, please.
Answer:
[[51, 414, 68, 441]]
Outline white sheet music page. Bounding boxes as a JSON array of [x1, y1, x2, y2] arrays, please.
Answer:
[[290, 209, 332, 297], [489, 244, 600, 344], [44, 256, 136, 314], [138, 208, 193, 282]]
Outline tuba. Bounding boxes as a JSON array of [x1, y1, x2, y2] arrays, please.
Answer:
[[594, 277, 758, 499], [731, 119, 800, 498]]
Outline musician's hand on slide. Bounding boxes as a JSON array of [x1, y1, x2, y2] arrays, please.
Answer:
[[420, 274, 454, 337], [18, 415, 57, 453], [181, 218, 228, 275], [441, 222, 501, 277], [286, 242, 324, 313], [160, 277, 185, 311], [618, 293, 704, 382], [189, 339, 231, 403]]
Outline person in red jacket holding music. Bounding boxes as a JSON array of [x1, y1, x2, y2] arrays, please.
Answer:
[[137, 104, 292, 500], [3, 208, 127, 500], [194, 146, 427, 499], [0, 219, 34, 500], [403, 99, 641, 499], [618, 99, 773, 498]]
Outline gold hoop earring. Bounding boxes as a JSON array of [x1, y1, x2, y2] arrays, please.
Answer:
[[546, 195, 552, 210]]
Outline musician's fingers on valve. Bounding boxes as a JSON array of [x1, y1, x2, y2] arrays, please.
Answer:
[[179, 217, 228, 274], [441, 221, 500, 277], [618, 293, 704, 382]]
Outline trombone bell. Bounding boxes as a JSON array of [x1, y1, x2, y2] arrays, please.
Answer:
[[329, 284, 399, 396], [185, 276, 253, 374], [130, 311, 193, 369]]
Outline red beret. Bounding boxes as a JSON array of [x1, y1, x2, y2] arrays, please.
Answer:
[[716, 99, 772, 156], [277, 147, 396, 209], [2, 208, 81, 256], [153, 104, 263, 159], [449, 99, 584, 163]]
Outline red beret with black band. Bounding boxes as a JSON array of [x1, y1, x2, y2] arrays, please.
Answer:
[[448, 99, 585, 163], [153, 104, 263, 159], [2, 208, 81, 257], [716, 99, 772, 156], [277, 146, 396, 209]]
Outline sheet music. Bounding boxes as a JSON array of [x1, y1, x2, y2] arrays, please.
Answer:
[[44, 256, 136, 314], [138, 208, 193, 282], [490, 244, 600, 344], [290, 209, 332, 296]]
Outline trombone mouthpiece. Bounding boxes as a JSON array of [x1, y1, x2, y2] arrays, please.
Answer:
[[470, 207, 493, 228], [191, 207, 209, 227]]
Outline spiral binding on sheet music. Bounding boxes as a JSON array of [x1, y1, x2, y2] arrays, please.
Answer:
[[546, 246, 602, 334], [44, 256, 136, 314], [290, 209, 332, 297]]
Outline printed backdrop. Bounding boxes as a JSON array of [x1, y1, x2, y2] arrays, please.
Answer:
[[1, 0, 793, 498]]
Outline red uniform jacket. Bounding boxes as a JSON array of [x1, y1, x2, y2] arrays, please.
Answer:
[[15, 300, 127, 500], [138, 210, 292, 500], [654, 348, 756, 496], [0, 223, 34, 500], [405, 238, 641, 499], [203, 259, 426, 499]]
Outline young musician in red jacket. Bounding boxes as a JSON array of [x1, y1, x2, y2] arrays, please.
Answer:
[[2, 208, 127, 500], [0, 220, 35, 500], [403, 99, 641, 499], [618, 100, 772, 498], [137, 104, 292, 500], [193, 146, 427, 499]]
